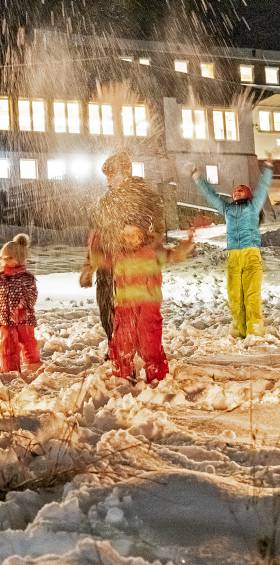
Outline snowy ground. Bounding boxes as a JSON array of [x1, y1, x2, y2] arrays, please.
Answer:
[[1, 228, 280, 564]]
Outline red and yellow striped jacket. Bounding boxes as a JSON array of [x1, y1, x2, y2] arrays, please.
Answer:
[[114, 245, 165, 306]]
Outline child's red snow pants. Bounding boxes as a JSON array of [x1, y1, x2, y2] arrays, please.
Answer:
[[0, 326, 40, 372], [109, 303, 168, 382]]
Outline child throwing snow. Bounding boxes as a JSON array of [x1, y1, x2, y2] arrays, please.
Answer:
[[189, 157, 273, 338], [0, 234, 41, 374], [83, 224, 194, 384]]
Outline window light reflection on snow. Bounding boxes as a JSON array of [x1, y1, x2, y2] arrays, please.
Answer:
[[0, 97, 10, 130]]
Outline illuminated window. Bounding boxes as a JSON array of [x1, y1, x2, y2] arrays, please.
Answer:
[[139, 57, 150, 65], [0, 158, 10, 179], [88, 103, 114, 135], [240, 65, 254, 83], [182, 109, 207, 139], [206, 165, 219, 185], [20, 159, 37, 179], [54, 101, 80, 133], [265, 67, 279, 85], [274, 112, 280, 131], [120, 56, 133, 62], [201, 63, 214, 79], [213, 110, 238, 141], [47, 159, 66, 180], [259, 111, 271, 131], [122, 105, 148, 137], [225, 111, 237, 141], [0, 97, 10, 130], [132, 162, 145, 177], [18, 99, 45, 132], [174, 60, 188, 73]]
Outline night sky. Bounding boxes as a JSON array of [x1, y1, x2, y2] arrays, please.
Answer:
[[0, 0, 279, 51]]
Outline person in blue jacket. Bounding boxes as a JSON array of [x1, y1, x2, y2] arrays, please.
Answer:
[[190, 157, 273, 338]]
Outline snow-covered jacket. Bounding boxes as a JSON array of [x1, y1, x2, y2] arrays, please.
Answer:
[[193, 165, 273, 250], [0, 266, 38, 326]]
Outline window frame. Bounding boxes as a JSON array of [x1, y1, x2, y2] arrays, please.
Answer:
[[53, 100, 80, 134], [18, 98, 46, 132], [258, 110, 280, 133], [265, 66, 279, 85], [88, 102, 114, 136], [19, 158, 38, 180], [121, 104, 148, 137], [213, 109, 239, 141], [174, 59, 188, 74], [200, 62, 215, 79], [240, 64, 254, 83], [0, 96, 10, 131], [0, 158, 10, 179], [181, 108, 208, 140], [206, 165, 219, 185]]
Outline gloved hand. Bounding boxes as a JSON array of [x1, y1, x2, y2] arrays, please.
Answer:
[[79, 267, 93, 288]]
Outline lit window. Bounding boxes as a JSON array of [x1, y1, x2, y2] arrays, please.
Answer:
[[0, 98, 10, 130], [20, 159, 37, 179], [213, 110, 238, 141], [70, 156, 91, 180], [182, 109, 193, 139], [274, 112, 280, 131], [67, 102, 80, 133], [120, 56, 133, 62], [32, 100, 45, 131], [213, 111, 224, 140], [54, 101, 80, 133], [47, 159, 66, 180], [240, 65, 254, 83], [182, 109, 207, 140], [132, 162, 145, 177], [18, 99, 45, 132], [122, 105, 148, 137], [174, 60, 188, 73], [225, 111, 237, 141], [201, 63, 214, 79], [206, 165, 219, 185], [259, 111, 271, 131], [139, 58, 150, 65], [101, 105, 114, 135], [265, 67, 279, 85], [54, 102, 66, 133], [88, 103, 114, 135], [276, 139, 280, 146], [18, 100, 31, 131], [0, 158, 10, 179]]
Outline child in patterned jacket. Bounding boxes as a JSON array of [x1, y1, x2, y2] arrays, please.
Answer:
[[0, 234, 41, 374]]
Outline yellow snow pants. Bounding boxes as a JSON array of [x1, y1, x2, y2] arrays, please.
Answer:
[[227, 248, 264, 338]]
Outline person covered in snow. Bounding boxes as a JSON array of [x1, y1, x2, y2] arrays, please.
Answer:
[[85, 223, 194, 384], [80, 151, 165, 349], [189, 157, 273, 338], [0, 234, 41, 374]]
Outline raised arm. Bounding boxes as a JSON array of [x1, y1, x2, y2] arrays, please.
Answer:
[[191, 169, 227, 217], [252, 160, 273, 212]]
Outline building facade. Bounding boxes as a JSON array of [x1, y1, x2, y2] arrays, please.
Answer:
[[0, 31, 280, 227]]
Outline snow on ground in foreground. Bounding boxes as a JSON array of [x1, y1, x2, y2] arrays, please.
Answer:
[[1, 235, 280, 563]]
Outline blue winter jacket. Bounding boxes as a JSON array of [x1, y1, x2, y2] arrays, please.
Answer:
[[194, 166, 273, 250]]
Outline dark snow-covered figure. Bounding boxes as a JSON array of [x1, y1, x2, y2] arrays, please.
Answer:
[[80, 151, 165, 348]]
